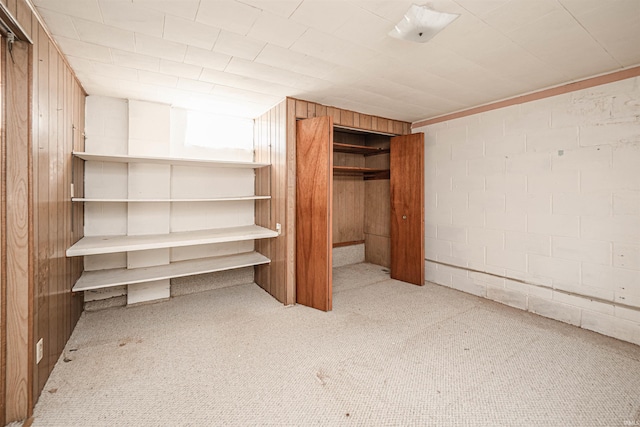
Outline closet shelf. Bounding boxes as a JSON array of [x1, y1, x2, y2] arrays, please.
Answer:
[[72, 251, 270, 292], [73, 151, 270, 169], [66, 225, 279, 257], [333, 142, 390, 156], [333, 166, 390, 180], [72, 196, 271, 203]]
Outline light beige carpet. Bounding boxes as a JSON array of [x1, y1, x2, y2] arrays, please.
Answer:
[[28, 263, 640, 426]]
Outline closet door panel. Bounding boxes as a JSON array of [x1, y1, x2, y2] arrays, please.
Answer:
[[390, 133, 425, 286], [296, 116, 333, 311]]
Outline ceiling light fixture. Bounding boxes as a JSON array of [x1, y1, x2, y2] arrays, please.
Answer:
[[389, 4, 459, 43]]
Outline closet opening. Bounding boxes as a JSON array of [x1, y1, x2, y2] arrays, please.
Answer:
[[332, 126, 392, 270]]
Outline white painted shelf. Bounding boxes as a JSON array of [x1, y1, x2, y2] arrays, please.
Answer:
[[72, 251, 270, 291], [73, 151, 270, 168], [66, 225, 279, 257], [72, 196, 271, 202]]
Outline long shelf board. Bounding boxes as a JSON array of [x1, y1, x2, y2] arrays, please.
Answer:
[[333, 166, 389, 174], [73, 251, 270, 292], [73, 151, 270, 168], [66, 225, 279, 257], [333, 142, 390, 156], [72, 196, 271, 203]]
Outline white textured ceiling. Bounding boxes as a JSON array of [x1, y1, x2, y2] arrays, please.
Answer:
[[32, 0, 640, 122]]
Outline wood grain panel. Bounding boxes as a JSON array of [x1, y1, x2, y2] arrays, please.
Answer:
[[0, 3, 87, 421], [254, 99, 290, 304], [5, 38, 30, 422], [365, 234, 390, 268], [390, 133, 424, 286], [296, 116, 332, 311], [0, 34, 7, 427]]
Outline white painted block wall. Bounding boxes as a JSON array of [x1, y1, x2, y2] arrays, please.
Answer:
[[414, 77, 640, 345], [83, 95, 257, 305]]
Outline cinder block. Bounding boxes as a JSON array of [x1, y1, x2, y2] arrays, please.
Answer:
[[614, 268, 640, 299], [551, 145, 611, 171], [433, 264, 453, 286], [425, 238, 452, 260], [505, 231, 551, 256], [437, 225, 467, 243], [469, 191, 506, 213], [581, 263, 617, 292], [581, 310, 640, 346], [468, 157, 506, 176], [528, 170, 580, 194], [452, 209, 485, 228], [468, 266, 506, 287], [506, 192, 551, 215], [527, 295, 581, 326], [552, 282, 614, 306], [613, 191, 640, 215], [452, 176, 485, 192], [486, 173, 527, 193], [437, 191, 468, 210], [552, 192, 612, 217], [612, 142, 640, 172], [614, 306, 640, 324], [504, 105, 551, 134], [486, 247, 527, 273], [506, 152, 551, 174], [451, 242, 486, 265], [470, 111, 505, 140], [485, 134, 526, 158], [506, 279, 553, 299], [526, 126, 579, 153], [468, 227, 504, 248], [554, 290, 615, 315], [582, 215, 640, 245], [487, 286, 528, 309], [582, 169, 639, 192], [527, 213, 580, 238], [437, 125, 466, 145], [451, 275, 486, 297], [613, 243, 639, 269], [552, 236, 611, 265], [579, 122, 640, 147], [452, 139, 484, 161], [487, 211, 526, 232], [528, 254, 580, 287], [425, 260, 438, 283], [425, 223, 437, 239]]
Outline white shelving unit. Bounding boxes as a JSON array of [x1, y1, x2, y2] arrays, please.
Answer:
[[69, 151, 276, 294]]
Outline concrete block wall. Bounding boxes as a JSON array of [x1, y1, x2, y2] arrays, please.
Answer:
[[414, 76, 640, 346]]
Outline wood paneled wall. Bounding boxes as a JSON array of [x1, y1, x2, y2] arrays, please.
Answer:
[[255, 97, 410, 305], [0, 1, 86, 422]]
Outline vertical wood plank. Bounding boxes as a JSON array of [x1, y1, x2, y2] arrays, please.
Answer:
[[295, 100, 308, 119], [296, 116, 332, 311], [306, 102, 315, 118], [326, 107, 340, 124], [316, 104, 327, 117], [285, 98, 296, 305], [360, 114, 372, 130], [5, 38, 30, 422], [47, 40, 60, 374], [15, 0, 31, 40], [340, 110, 354, 128], [0, 33, 7, 427]]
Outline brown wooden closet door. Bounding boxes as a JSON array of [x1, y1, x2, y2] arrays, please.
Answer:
[[390, 133, 425, 286], [296, 116, 333, 311]]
